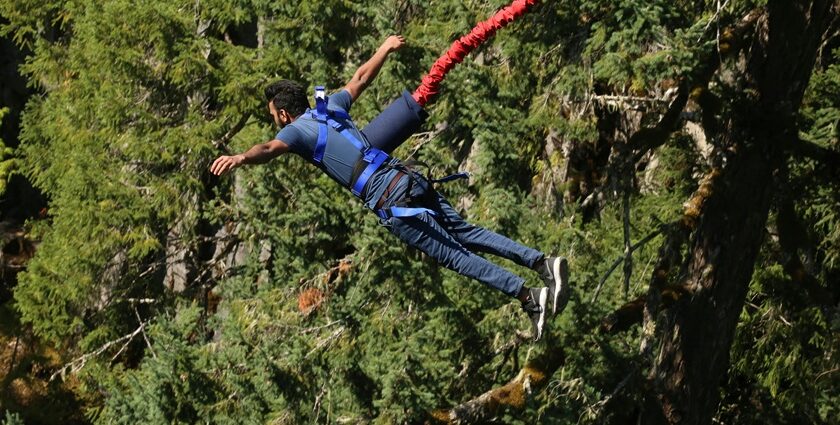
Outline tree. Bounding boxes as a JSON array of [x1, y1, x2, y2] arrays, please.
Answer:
[[0, 0, 837, 424], [637, 2, 836, 423]]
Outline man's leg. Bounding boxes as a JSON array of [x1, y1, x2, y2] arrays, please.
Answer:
[[387, 212, 550, 340], [425, 190, 544, 269], [387, 212, 525, 297], [417, 186, 571, 317]]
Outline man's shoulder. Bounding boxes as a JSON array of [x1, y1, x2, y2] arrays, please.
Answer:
[[329, 89, 353, 112], [288, 115, 318, 132], [276, 121, 311, 147]]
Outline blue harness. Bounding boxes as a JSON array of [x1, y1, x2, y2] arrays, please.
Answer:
[[308, 86, 443, 220]]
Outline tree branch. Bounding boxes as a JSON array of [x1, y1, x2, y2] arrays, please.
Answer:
[[589, 366, 640, 421], [212, 113, 251, 154], [50, 321, 151, 381], [297, 257, 355, 316], [135, 307, 157, 359], [626, 81, 690, 159], [791, 137, 840, 179], [600, 286, 689, 334], [625, 8, 763, 162], [591, 227, 663, 304], [455, 330, 530, 384], [622, 193, 632, 297], [431, 342, 565, 424], [775, 198, 833, 308]]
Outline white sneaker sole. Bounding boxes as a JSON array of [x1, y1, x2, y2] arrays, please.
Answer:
[[535, 287, 548, 341], [551, 257, 570, 315]]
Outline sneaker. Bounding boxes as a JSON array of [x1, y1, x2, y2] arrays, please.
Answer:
[[521, 287, 549, 341], [538, 257, 570, 316]]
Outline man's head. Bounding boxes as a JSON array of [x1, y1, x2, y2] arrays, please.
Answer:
[[264, 80, 309, 128]]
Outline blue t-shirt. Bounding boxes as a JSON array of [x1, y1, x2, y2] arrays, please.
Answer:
[[275, 90, 400, 209]]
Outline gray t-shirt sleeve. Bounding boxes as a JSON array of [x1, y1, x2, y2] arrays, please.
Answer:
[[275, 125, 305, 155], [330, 89, 353, 112]]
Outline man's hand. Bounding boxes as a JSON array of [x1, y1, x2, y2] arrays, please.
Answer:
[[383, 35, 405, 53], [210, 154, 245, 176], [344, 35, 407, 101], [212, 140, 287, 174]]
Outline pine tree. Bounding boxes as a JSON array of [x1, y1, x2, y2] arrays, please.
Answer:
[[0, 0, 837, 424]]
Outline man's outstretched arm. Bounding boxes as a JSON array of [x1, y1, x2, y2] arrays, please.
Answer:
[[210, 139, 289, 175], [343, 35, 405, 101]]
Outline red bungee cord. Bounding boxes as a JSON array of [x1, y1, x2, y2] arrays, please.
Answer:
[[411, 0, 539, 107]]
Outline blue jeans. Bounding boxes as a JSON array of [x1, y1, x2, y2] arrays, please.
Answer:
[[381, 172, 544, 297]]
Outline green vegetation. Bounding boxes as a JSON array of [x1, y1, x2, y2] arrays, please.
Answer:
[[0, 0, 837, 424], [0, 108, 18, 195]]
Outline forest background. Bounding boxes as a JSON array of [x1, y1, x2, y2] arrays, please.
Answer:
[[0, 0, 838, 424]]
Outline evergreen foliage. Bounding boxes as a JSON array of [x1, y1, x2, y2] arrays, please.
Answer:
[[0, 0, 837, 423], [0, 108, 17, 196], [1, 411, 24, 425]]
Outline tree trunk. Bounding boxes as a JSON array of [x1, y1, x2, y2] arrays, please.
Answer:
[[642, 2, 833, 424]]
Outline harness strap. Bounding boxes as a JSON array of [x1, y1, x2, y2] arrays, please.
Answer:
[[313, 86, 329, 163], [403, 159, 471, 185], [325, 117, 366, 151], [308, 87, 391, 198], [313, 114, 328, 163], [431, 172, 470, 184], [312, 111, 368, 163], [376, 206, 436, 220], [352, 149, 389, 196], [308, 87, 438, 221], [376, 170, 407, 210]]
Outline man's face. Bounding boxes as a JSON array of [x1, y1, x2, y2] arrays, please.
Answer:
[[268, 102, 290, 129], [268, 102, 281, 128]]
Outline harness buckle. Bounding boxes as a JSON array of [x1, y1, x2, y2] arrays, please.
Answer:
[[315, 86, 328, 115], [363, 148, 383, 163]]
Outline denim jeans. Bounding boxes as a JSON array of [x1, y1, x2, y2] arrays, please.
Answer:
[[381, 172, 544, 297]]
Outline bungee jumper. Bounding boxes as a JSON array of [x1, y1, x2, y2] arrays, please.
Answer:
[[210, 0, 570, 341]]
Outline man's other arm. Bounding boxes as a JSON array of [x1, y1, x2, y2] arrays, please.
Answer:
[[343, 35, 405, 102], [210, 139, 289, 176]]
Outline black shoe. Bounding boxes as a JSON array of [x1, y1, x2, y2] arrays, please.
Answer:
[[538, 257, 570, 316], [521, 287, 549, 341]]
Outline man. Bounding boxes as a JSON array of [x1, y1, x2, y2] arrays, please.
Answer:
[[210, 36, 570, 341]]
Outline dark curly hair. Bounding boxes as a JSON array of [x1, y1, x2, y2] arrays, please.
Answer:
[[264, 80, 309, 118]]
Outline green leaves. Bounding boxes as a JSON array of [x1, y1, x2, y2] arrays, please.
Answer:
[[724, 265, 839, 423], [2, 0, 838, 423]]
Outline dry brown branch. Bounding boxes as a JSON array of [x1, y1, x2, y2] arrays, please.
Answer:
[[305, 326, 346, 358], [406, 121, 448, 160], [297, 257, 354, 316]]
